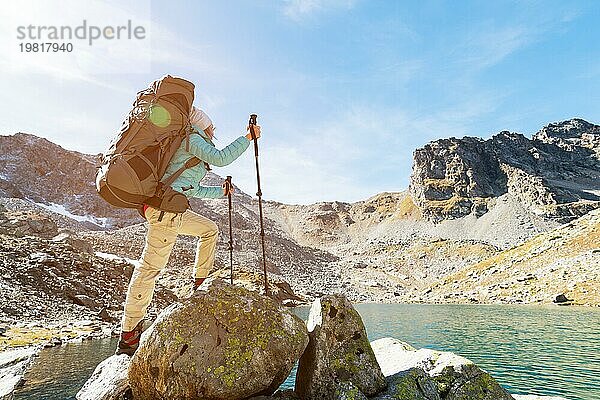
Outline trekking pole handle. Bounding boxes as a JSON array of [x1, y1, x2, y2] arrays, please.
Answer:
[[248, 113, 261, 197], [249, 114, 258, 139], [224, 175, 233, 193]]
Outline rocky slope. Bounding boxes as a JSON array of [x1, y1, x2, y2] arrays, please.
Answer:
[[264, 119, 599, 304], [423, 208, 600, 306], [0, 132, 343, 299], [0, 204, 177, 332], [0, 133, 136, 229]]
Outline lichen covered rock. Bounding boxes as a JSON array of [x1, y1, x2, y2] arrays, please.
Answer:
[[295, 295, 386, 399], [128, 278, 308, 400], [333, 381, 368, 400], [375, 367, 440, 400], [371, 337, 514, 400]]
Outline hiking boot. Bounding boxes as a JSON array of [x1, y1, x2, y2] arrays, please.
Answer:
[[193, 277, 206, 291], [116, 320, 144, 356]]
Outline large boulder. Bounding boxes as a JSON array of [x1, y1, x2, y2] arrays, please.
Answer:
[[295, 295, 387, 399], [371, 337, 514, 400], [76, 354, 131, 400], [128, 278, 309, 400]]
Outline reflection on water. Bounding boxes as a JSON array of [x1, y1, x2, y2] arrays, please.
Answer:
[[13, 338, 118, 400], [14, 304, 600, 400]]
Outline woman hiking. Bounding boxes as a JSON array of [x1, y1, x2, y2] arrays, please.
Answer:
[[117, 107, 261, 356]]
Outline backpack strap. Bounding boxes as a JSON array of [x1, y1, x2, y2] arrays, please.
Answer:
[[144, 150, 210, 213], [145, 156, 201, 213], [160, 156, 202, 192]]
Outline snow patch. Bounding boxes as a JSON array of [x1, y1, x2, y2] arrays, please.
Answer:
[[33, 201, 109, 227], [306, 298, 322, 333], [95, 252, 140, 267]]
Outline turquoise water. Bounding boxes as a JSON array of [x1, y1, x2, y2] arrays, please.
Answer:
[[285, 304, 600, 400], [14, 304, 600, 400]]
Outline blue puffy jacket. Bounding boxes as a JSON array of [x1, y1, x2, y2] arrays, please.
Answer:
[[162, 127, 250, 199]]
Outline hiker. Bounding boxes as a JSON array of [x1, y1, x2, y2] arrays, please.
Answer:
[[116, 107, 261, 356]]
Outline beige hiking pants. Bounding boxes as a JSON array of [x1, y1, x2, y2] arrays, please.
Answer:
[[121, 205, 218, 331]]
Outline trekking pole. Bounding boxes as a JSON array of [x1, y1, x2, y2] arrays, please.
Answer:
[[225, 176, 234, 285], [249, 114, 269, 296]]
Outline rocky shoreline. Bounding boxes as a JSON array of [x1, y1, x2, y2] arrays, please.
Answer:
[[0, 319, 116, 351], [0, 319, 117, 399], [71, 279, 568, 400]]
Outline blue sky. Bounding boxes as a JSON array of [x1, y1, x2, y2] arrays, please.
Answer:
[[0, 0, 598, 204]]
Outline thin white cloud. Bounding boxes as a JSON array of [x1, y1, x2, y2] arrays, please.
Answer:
[[448, 7, 582, 73], [456, 25, 535, 70], [282, 0, 357, 21]]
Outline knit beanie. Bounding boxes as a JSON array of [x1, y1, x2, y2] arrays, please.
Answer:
[[189, 107, 213, 131]]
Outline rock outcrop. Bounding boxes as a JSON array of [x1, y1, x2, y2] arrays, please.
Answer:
[[128, 278, 308, 400], [371, 337, 514, 400], [295, 295, 387, 399], [410, 118, 600, 222], [534, 118, 600, 155]]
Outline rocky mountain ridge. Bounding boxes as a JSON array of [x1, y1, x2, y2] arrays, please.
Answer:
[[0, 118, 598, 334], [0, 133, 135, 229], [410, 118, 600, 222]]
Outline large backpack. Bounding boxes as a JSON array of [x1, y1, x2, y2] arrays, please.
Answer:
[[96, 75, 201, 214]]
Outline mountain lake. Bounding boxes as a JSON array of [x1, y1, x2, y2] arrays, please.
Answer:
[[12, 303, 600, 400]]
